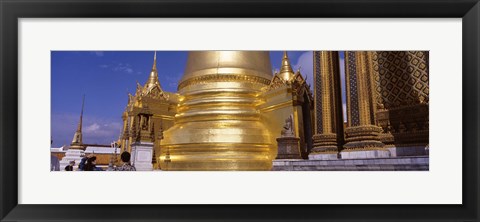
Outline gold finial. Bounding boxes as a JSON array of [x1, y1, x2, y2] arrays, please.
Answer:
[[152, 51, 157, 70], [279, 51, 295, 81], [145, 51, 159, 89], [78, 94, 85, 131]]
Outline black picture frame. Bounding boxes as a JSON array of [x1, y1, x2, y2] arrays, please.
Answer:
[[1, 0, 479, 221]]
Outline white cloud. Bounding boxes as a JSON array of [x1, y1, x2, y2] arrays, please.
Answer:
[[51, 113, 122, 147], [98, 62, 135, 74], [112, 62, 135, 74], [84, 123, 100, 133], [83, 121, 122, 141]]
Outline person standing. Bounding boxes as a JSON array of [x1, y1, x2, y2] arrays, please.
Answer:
[[50, 155, 60, 171], [78, 154, 94, 171], [115, 152, 136, 171], [84, 156, 103, 171]]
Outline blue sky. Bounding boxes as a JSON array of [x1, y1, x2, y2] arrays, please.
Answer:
[[51, 51, 345, 147]]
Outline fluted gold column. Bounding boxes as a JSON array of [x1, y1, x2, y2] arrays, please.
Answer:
[[342, 51, 387, 158], [310, 51, 344, 160]]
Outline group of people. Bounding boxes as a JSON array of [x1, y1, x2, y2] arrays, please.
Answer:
[[63, 151, 136, 171]]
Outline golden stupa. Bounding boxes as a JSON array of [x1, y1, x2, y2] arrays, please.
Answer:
[[159, 51, 275, 170], [120, 51, 314, 171]]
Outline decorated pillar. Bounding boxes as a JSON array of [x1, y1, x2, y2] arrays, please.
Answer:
[[341, 51, 388, 159], [127, 115, 135, 153], [309, 51, 344, 160]]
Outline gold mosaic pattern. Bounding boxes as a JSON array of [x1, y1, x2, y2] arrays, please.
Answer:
[[345, 52, 360, 126], [313, 52, 323, 134]]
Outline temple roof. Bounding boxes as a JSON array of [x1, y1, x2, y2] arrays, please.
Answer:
[[135, 52, 169, 100], [124, 52, 172, 111]]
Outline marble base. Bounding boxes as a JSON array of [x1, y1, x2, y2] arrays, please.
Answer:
[[131, 141, 153, 171], [308, 153, 338, 160], [387, 146, 428, 157], [340, 150, 390, 159], [59, 149, 85, 171], [273, 156, 429, 171], [276, 137, 302, 159]]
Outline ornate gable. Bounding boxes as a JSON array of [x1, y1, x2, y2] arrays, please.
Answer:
[[263, 69, 314, 106], [267, 74, 286, 90], [142, 83, 169, 100]]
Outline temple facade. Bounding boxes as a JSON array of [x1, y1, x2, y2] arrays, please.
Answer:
[[310, 51, 429, 161], [118, 51, 428, 170], [55, 50, 429, 171], [119, 52, 178, 169], [259, 52, 313, 159], [117, 51, 313, 170]]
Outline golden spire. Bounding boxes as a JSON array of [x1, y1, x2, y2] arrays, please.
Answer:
[[78, 94, 85, 131], [71, 95, 84, 147], [145, 51, 159, 89], [152, 51, 157, 70], [278, 51, 295, 81]]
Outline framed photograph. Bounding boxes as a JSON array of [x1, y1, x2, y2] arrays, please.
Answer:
[[1, 0, 479, 221]]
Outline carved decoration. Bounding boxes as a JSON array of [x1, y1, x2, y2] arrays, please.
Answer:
[[372, 51, 429, 146], [281, 115, 295, 137], [265, 70, 313, 103], [178, 74, 271, 90]]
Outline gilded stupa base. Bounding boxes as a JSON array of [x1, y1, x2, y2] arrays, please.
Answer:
[[160, 119, 275, 171], [159, 143, 274, 171]]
